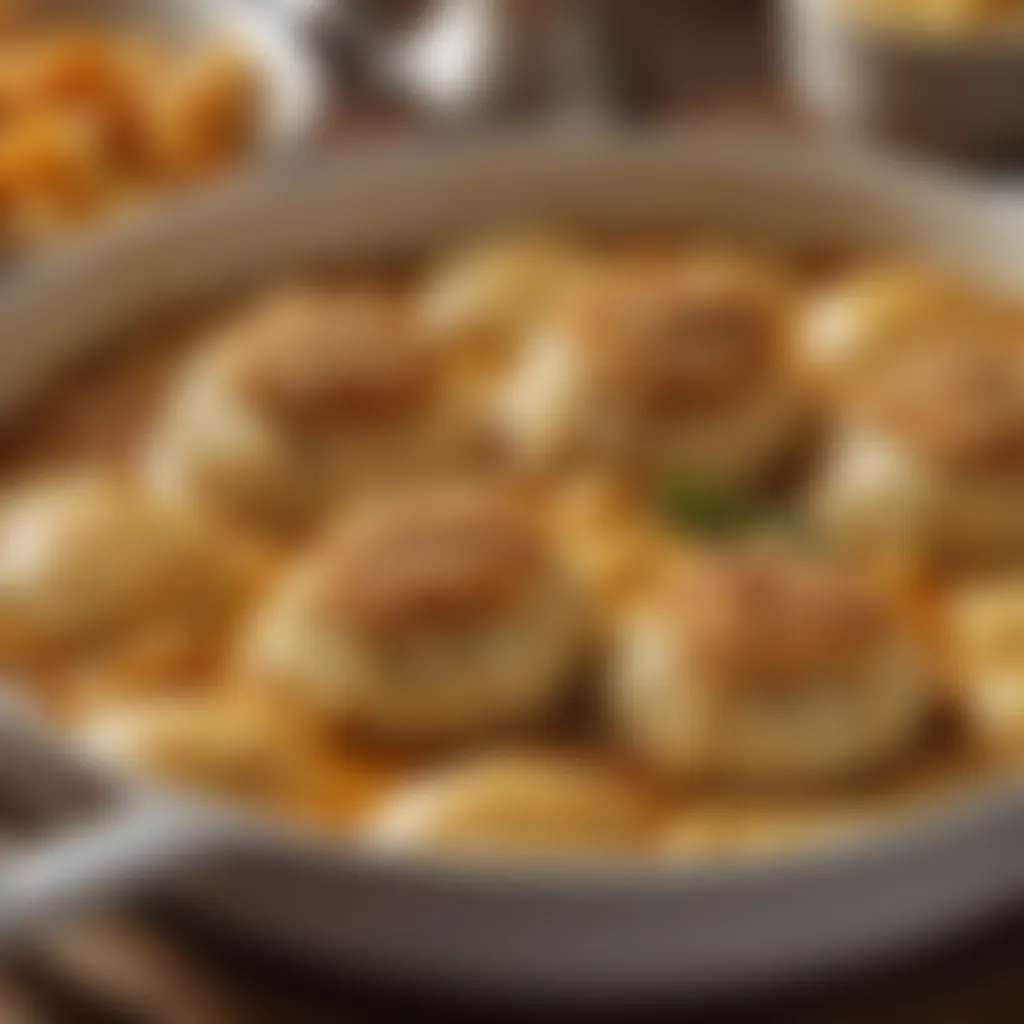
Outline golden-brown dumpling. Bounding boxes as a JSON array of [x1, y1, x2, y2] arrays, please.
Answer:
[[608, 545, 928, 784], [367, 753, 650, 858], [659, 805, 864, 860], [420, 230, 587, 374], [81, 696, 313, 802], [240, 480, 588, 741], [816, 336, 1024, 565], [0, 474, 247, 658], [951, 579, 1024, 747], [546, 471, 672, 611], [798, 265, 985, 391], [496, 251, 805, 484], [147, 286, 483, 530]]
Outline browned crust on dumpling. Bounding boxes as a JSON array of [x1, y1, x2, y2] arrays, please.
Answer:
[[666, 547, 886, 690], [324, 485, 548, 634], [864, 337, 1024, 474], [567, 256, 791, 414], [231, 289, 438, 429]]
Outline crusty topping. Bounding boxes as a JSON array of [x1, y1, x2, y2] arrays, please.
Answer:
[[327, 486, 546, 632], [866, 338, 1024, 473], [572, 258, 787, 413], [1, 477, 212, 603], [234, 289, 437, 428], [668, 547, 885, 688]]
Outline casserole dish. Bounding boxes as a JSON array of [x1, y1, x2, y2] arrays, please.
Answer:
[[2, 130, 1024, 998]]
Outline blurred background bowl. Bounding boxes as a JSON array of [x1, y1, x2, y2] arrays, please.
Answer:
[[27, 0, 326, 155], [784, 0, 1024, 160]]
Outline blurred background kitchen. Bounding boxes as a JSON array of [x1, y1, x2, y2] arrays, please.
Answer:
[[4, 0, 1022, 259], [4, 0, 1024, 1021]]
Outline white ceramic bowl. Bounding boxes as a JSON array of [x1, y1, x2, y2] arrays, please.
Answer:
[[1, 130, 1024, 999], [784, 0, 1024, 158]]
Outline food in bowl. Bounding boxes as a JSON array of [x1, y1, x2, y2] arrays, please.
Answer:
[[952, 578, 1024, 746], [797, 264, 994, 391], [496, 251, 806, 484], [241, 479, 589, 741], [0, 473, 255, 665], [420, 230, 589, 377], [2, 234, 1023, 862], [369, 753, 652, 858], [816, 329, 1024, 564], [83, 694, 318, 804], [846, 0, 1024, 34], [147, 286, 485, 530], [608, 544, 929, 784], [0, 13, 262, 252]]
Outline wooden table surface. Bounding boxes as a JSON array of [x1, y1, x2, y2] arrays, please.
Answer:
[[3, 3, 1024, 1020], [3, 901, 1024, 1023]]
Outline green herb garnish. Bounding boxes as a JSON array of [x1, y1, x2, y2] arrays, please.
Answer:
[[659, 476, 817, 546]]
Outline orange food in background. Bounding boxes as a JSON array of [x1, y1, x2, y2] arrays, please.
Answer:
[[0, 19, 261, 252]]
